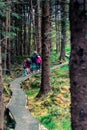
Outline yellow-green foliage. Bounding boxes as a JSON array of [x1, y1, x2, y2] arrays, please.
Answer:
[[3, 76, 12, 97]]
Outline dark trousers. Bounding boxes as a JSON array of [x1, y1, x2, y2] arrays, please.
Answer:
[[37, 63, 41, 69], [32, 62, 38, 71]]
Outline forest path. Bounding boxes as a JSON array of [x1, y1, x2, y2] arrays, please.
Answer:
[[7, 61, 68, 130], [8, 75, 40, 130]]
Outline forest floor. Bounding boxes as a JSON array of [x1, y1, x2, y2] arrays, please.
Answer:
[[21, 64, 71, 130], [3, 63, 71, 130], [3, 46, 71, 130]]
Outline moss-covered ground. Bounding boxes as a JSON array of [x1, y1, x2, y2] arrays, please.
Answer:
[[3, 43, 71, 130], [21, 64, 71, 130]]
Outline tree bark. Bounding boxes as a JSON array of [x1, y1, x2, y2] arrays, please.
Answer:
[[55, 2, 61, 54], [0, 30, 4, 130], [30, 0, 36, 51], [40, 0, 51, 95], [4, 9, 8, 74], [69, 0, 87, 129], [6, 2, 11, 74], [27, 12, 31, 55], [59, 0, 67, 62], [36, 0, 41, 55], [23, 6, 26, 55]]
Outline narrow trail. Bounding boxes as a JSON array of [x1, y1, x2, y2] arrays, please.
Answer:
[[7, 62, 68, 130], [8, 75, 39, 130]]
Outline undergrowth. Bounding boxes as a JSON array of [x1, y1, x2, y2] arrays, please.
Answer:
[[3, 44, 71, 130], [21, 64, 71, 130]]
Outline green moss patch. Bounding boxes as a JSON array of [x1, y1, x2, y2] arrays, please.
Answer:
[[21, 64, 71, 130]]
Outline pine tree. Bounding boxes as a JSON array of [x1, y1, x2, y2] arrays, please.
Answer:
[[69, 0, 87, 129], [40, 0, 51, 94]]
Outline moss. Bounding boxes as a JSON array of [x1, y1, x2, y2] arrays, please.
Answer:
[[21, 64, 71, 130]]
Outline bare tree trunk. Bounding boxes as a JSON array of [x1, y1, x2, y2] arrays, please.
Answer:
[[0, 44, 4, 130], [4, 1, 11, 74], [31, 0, 36, 51], [55, 2, 60, 53], [18, 4, 23, 56], [4, 10, 8, 74], [69, 0, 87, 129], [55, 1, 61, 54], [7, 3, 11, 74], [27, 13, 31, 55], [36, 0, 41, 54], [23, 7, 26, 55], [0, 36, 4, 130], [40, 0, 51, 95], [59, 0, 67, 62]]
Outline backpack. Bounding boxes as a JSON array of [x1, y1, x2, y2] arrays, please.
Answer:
[[23, 61, 27, 69], [31, 53, 37, 63]]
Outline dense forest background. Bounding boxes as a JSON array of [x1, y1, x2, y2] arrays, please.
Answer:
[[0, 0, 87, 130]]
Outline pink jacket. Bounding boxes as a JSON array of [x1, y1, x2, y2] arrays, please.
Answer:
[[37, 56, 42, 63]]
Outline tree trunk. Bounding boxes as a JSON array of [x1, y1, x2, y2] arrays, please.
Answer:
[[4, 10, 8, 74], [23, 7, 26, 55], [0, 33, 4, 130], [69, 0, 87, 129], [18, 4, 23, 56], [36, 0, 41, 55], [40, 0, 51, 95], [23, 5, 30, 56], [6, 3, 11, 74], [27, 13, 31, 55], [55, 2, 60, 53], [59, 0, 67, 62], [31, 0, 36, 51]]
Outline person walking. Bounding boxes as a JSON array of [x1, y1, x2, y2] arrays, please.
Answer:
[[37, 55, 42, 71], [31, 51, 38, 71], [23, 59, 27, 76], [26, 58, 31, 74]]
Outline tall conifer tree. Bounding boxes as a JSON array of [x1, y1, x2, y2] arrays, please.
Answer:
[[40, 0, 51, 94], [70, 0, 87, 129]]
